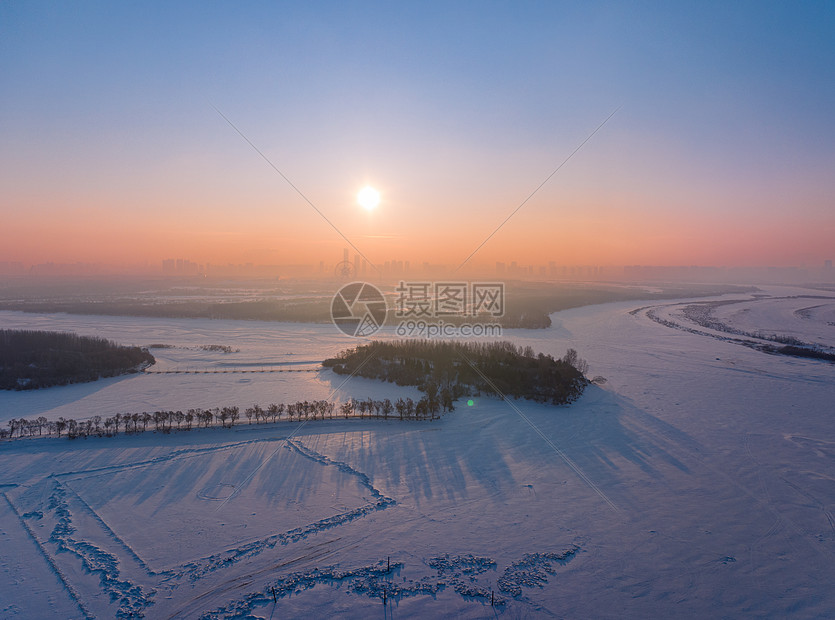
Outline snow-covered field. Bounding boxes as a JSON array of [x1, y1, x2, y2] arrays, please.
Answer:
[[1, 286, 834, 618], [643, 286, 835, 356]]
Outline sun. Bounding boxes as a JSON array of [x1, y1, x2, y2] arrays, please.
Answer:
[[357, 186, 380, 211]]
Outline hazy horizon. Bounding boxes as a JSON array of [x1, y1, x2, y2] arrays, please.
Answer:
[[2, 256, 834, 287]]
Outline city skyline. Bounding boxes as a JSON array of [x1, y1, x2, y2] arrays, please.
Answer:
[[3, 252, 833, 286]]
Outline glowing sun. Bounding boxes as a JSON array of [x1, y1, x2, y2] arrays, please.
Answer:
[[357, 186, 380, 211]]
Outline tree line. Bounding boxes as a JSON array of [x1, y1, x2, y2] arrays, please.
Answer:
[[2, 396, 442, 441], [0, 329, 154, 390]]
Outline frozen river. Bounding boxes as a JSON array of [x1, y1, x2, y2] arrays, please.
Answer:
[[0, 287, 833, 618]]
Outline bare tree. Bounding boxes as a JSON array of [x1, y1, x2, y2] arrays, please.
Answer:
[[562, 348, 589, 376], [266, 403, 279, 422]]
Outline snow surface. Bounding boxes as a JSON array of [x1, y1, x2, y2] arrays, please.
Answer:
[[644, 286, 835, 354], [1, 288, 834, 618]]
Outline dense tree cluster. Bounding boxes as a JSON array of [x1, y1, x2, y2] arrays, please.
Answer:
[[1, 396, 438, 441], [768, 345, 835, 362], [0, 330, 155, 390], [323, 340, 589, 405], [199, 344, 238, 353]]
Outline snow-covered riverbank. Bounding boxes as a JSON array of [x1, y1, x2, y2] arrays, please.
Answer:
[[1, 288, 833, 618]]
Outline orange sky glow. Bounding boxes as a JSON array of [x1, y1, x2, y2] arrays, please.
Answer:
[[2, 4, 833, 272]]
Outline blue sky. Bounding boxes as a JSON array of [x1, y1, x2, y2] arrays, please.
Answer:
[[1, 1, 833, 267]]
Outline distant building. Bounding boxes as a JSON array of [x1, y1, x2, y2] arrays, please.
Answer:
[[162, 258, 201, 275]]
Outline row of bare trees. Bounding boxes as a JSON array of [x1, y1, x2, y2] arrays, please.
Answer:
[[2, 395, 444, 441]]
